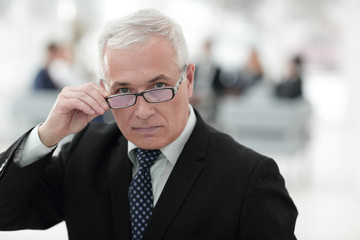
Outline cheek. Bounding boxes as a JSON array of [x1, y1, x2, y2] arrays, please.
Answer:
[[111, 109, 130, 130], [165, 95, 189, 126]]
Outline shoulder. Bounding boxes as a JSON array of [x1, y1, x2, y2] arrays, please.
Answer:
[[208, 128, 285, 189], [193, 111, 270, 168], [203, 124, 275, 174], [214, 129, 268, 158], [192, 123, 285, 197]]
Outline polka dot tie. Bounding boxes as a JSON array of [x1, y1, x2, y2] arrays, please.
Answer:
[[129, 148, 161, 240]]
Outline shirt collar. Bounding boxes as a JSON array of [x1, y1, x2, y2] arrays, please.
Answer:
[[128, 105, 197, 166]]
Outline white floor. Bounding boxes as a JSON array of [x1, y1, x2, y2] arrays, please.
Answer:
[[277, 114, 360, 240], [0, 110, 360, 240]]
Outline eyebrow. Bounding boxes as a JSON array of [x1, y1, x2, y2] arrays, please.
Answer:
[[109, 74, 171, 90]]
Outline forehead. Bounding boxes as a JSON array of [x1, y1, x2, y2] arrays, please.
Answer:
[[104, 37, 179, 83]]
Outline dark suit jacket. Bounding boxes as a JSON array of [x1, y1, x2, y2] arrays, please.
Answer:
[[0, 112, 297, 239]]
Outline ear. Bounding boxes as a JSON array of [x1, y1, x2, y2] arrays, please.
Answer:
[[185, 62, 195, 99]]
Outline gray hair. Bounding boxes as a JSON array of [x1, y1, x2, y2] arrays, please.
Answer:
[[97, 9, 190, 80]]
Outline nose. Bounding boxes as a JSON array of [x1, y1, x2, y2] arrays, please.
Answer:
[[134, 95, 155, 119]]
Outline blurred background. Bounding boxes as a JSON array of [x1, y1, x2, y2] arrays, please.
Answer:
[[1, 0, 360, 239]]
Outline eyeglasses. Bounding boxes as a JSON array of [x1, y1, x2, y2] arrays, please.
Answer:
[[103, 65, 188, 109]]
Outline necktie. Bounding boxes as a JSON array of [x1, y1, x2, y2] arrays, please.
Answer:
[[129, 148, 161, 240]]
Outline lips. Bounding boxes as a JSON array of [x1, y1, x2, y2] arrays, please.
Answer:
[[133, 126, 160, 134]]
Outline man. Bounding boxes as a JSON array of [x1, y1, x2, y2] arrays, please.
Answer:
[[0, 9, 297, 240], [33, 42, 83, 90]]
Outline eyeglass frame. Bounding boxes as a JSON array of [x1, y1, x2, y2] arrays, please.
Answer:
[[100, 65, 188, 109]]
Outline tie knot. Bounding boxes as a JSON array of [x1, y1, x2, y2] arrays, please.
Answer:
[[135, 148, 161, 169]]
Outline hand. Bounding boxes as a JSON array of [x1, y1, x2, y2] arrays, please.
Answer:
[[38, 83, 110, 147]]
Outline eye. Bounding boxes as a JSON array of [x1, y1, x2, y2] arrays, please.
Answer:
[[154, 82, 166, 89], [117, 88, 129, 94]]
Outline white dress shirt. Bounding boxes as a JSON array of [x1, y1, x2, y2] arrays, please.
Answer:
[[128, 105, 196, 205]]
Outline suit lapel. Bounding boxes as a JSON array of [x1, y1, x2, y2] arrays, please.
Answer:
[[143, 114, 210, 239], [109, 136, 132, 240]]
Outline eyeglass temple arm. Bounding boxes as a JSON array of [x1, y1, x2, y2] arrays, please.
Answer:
[[174, 65, 188, 93]]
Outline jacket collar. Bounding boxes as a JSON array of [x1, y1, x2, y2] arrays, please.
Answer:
[[143, 110, 210, 239]]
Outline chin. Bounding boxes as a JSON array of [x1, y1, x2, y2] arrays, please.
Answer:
[[133, 137, 167, 150], [138, 144, 164, 150]]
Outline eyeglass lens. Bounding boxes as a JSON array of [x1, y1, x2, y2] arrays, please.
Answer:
[[107, 94, 136, 108], [107, 88, 174, 108], [144, 89, 173, 102]]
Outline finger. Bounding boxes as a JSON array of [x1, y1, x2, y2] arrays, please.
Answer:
[[65, 83, 110, 100], [62, 98, 97, 115], [57, 88, 100, 115], [75, 83, 110, 108], [64, 92, 106, 115], [80, 82, 111, 97], [62, 85, 109, 114]]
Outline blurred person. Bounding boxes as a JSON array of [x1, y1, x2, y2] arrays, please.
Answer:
[[33, 42, 84, 90], [235, 48, 264, 95], [219, 48, 264, 97], [0, 9, 297, 240], [240, 48, 263, 86], [33, 42, 104, 122], [192, 39, 222, 123], [275, 55, 303, 99]]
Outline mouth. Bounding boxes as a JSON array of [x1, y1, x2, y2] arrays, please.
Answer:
[[133, 126, 160, 134]]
